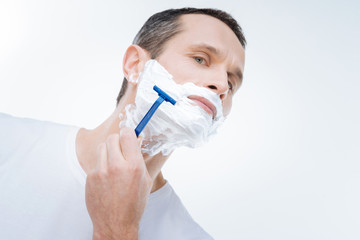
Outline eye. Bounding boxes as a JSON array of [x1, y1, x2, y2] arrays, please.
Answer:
[[228, 81, 233, 92], [194, 57, 206, 65]]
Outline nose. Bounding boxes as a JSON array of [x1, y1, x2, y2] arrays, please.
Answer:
[[206, 70, 229, 100]]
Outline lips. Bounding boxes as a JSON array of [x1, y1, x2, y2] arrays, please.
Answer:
[[188, 95, 217, 119]]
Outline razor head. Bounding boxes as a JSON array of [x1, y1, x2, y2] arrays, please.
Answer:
[[153, 85, 176, 105]]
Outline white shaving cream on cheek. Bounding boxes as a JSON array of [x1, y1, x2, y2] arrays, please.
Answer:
[[119, 59, 225, 156]]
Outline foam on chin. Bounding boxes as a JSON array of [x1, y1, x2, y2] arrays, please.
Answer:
[[119, 59, 225, 156]]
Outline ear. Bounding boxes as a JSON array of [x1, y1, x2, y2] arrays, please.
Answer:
[[122, 45, 150, 85]]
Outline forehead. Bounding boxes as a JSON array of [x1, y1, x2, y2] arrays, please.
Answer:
[[173, 14, 245, 69]]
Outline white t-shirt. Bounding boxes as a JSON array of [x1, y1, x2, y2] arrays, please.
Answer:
[[0, 113, 213, 240]]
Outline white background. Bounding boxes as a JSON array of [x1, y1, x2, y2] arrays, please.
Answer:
[[0, 0, 359, 239]]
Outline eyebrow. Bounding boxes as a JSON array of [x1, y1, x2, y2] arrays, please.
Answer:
[[189, 43, 243, 85], [189, 43, 223, 58]]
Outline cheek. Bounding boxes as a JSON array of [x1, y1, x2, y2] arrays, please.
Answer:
[[157, 54, 201, 85], [222, 97, 232, 116], [157, 54, 185, 82]]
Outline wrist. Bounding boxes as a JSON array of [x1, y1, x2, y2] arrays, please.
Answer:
[[93, 226, 139, 240]]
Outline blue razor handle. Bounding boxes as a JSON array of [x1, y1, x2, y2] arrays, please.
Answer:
[[135, 85, 176, 137]]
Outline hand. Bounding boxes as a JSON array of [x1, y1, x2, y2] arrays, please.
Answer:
[[85, 128, 153, 240]]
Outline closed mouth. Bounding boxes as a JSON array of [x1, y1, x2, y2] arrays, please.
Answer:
[[187, 95, 217, 119]]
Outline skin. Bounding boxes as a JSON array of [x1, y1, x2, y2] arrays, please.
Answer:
[[78, 14, 245, 240]]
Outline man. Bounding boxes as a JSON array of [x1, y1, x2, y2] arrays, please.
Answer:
[[0, 7, 246, 240]]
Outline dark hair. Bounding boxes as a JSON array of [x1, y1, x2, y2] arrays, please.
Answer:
[[116, 7, 246, 105]]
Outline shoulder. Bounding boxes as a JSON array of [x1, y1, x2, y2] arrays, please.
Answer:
[[0, 112, 58, 131], [0, 112, 77, 156], [0, 112, 71, 139], [0, 113, 44, 146]]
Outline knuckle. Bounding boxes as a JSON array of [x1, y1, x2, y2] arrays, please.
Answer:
[[108, 153, 120, 163], [95, 169, 108, 180], [119, 128, 135, 141], [96, 143, 106, 155], [108, 164, 122, 174], [96, 142, 104, 151], [106, 134, 119, 144], [129, 164, 143, 175], [88, 170, 108, 182], [135, 164, 143, 172]]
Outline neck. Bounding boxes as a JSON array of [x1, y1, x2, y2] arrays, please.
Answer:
[[75, 107, 169, 193]]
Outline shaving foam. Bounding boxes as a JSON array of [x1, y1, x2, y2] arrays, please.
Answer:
[[119, 59, 225, 156]]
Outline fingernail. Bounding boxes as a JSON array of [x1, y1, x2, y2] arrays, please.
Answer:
[[138, 137, 143, 147]]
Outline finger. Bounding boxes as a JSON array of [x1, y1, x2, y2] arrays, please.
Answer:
[[95, 143, 108, 171], [105, 134, 125, 167], [119, 127, 144, 166]]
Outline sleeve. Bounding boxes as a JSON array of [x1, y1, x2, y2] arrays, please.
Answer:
[[0, 113, 44, 164]]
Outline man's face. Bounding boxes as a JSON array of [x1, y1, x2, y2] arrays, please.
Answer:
[[156, 14, 245, 117]]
